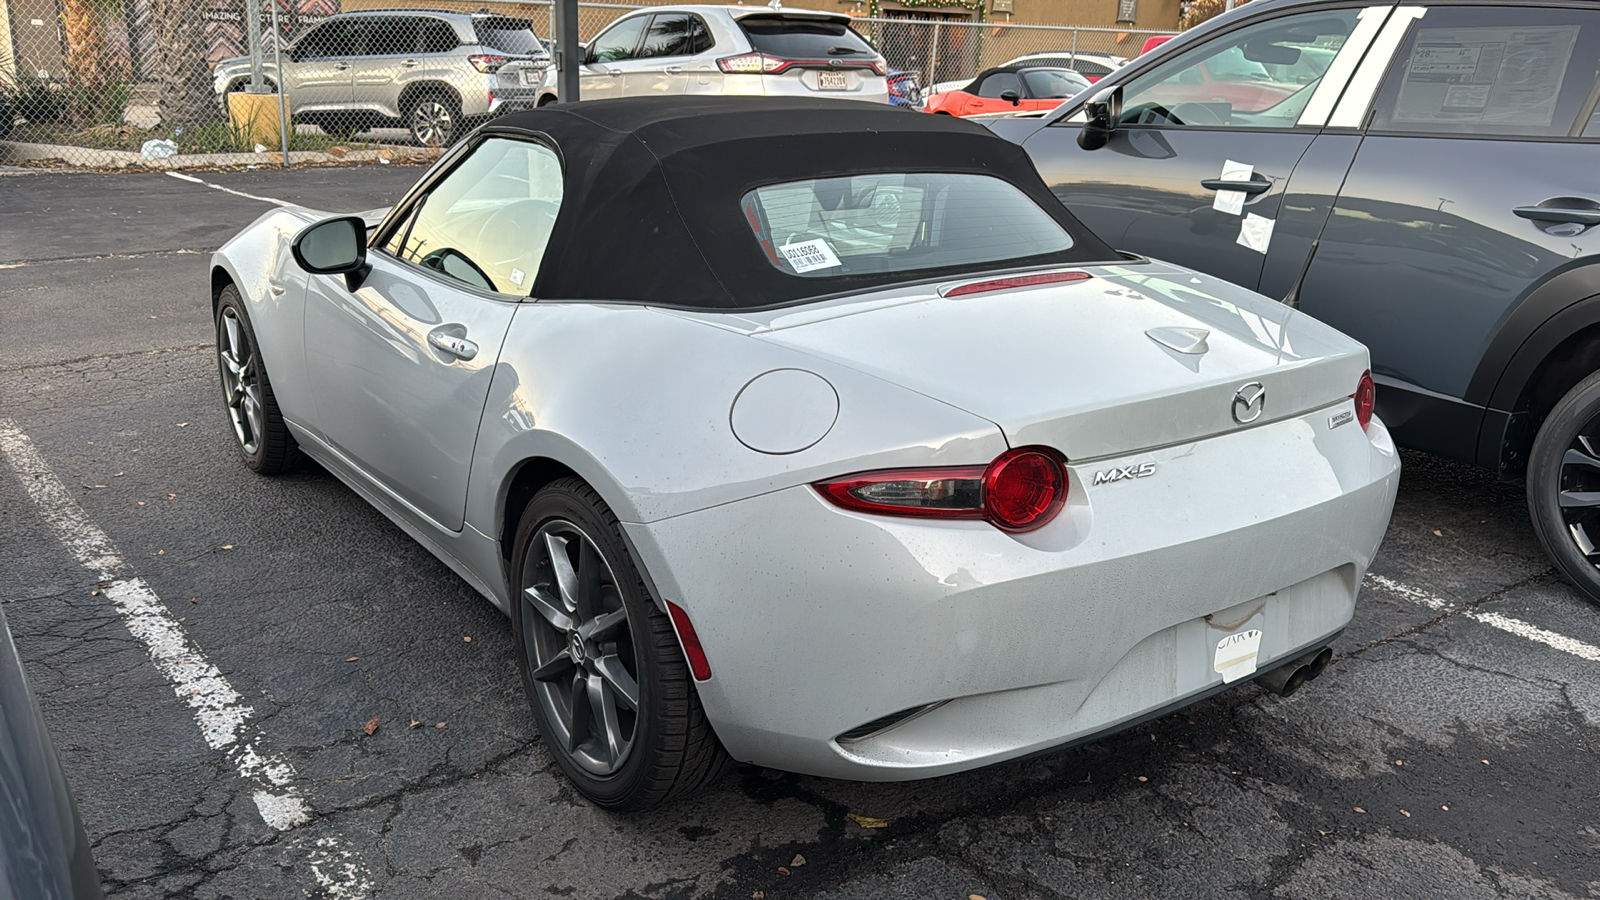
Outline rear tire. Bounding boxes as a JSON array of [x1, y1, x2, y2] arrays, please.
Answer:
[[509, 478, 730, 809], [1528, 369, 1600, 605], [214, 285, 299, 475], [406, 91, 458, 147]]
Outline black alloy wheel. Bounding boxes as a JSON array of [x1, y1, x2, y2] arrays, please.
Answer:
[[509, 478, 730, 809], [1528, 369, 1600, 605], [214, 286, 299, 474]]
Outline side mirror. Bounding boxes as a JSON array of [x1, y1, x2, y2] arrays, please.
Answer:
[[291, 215, 370, 291], [1000, 89, 1021, 106], [1077, 85, 1122, 151], [582, 43, 596, 65]]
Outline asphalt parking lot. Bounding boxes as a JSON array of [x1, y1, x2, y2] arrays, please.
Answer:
[[2, 165, 1598, 900]]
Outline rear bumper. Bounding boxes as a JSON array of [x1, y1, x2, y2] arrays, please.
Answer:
[[626, 405, 1400, 780]]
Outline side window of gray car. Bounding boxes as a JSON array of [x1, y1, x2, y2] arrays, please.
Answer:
[[364, 18, 422, 57], [420, 20, 459, 55], [296, 20, 361, 60], [589, 15, 649, 63], [637, 13, 713, 59], [1367, 5, 1600, 139], [383, 139, 565, 296]]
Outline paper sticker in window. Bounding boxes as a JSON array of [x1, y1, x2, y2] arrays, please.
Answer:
[[779, 238, 842, 274], [1392, 25, 1578, 129]]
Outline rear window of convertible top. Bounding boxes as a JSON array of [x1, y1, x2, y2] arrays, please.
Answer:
[[741, 173, 1075, 279]]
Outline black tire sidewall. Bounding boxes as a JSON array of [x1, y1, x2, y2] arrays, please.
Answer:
[[508, 480, 677, 808], [1528, 369, 1600, 604]]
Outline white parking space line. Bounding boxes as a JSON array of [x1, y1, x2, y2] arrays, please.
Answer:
[[1366, 573, 1600, 664], [165, 171, 295, 207], [0, 418, 373, 897]]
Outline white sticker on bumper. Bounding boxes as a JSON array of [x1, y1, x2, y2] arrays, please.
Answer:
[[1215, 629, 1264, 683]]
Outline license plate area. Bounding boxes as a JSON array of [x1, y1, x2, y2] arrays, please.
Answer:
[[520, 69, 541, 86], [818, 71, 848, 90]]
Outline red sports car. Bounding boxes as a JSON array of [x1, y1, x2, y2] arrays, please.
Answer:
[[924, 66, 1093, 116]]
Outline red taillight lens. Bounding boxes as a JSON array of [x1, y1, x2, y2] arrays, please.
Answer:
[[814, 447, 1067, 533], [943, 271, 1091, 297], [469, 54, 507, 73], [1353, 370, 1376, 430], [664, 599, 712, 681], [982, 448, 1068, 532], [870, 55, 888, 76], [718, 52, 787, 74]]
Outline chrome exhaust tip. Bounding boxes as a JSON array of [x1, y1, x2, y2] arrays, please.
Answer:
[[1256, 646, 1334, 697]]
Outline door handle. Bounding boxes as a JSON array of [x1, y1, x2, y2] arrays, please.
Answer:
[[607, 70, 622, 77], [333, 62, 351, 71], [1201, 178, 1272, 194], [664, 65, 683, 74], [1513, 205, 1600, 226], [427, 330, 479, 361], [401, 59, 419, 68]]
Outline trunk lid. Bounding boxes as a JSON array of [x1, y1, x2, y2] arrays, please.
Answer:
[[739, 262, 1369, 461]]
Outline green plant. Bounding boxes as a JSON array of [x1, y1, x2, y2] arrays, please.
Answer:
[[14, 74, 61, 122]]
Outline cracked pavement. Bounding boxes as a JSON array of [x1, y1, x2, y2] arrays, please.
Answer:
[[1, 167, 1597, 899]]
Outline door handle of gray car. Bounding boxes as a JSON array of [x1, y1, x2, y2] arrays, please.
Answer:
[[428, 330, 479, 361], [333, 62, 351, 71], [664, 65, 684, 74], [401, 59, 419, 68], [1201, 178, 1271, 194], [1513, 205, 1600, 226]]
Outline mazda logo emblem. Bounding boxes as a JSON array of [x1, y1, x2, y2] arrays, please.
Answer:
[[1232, 382, 1266, 424]]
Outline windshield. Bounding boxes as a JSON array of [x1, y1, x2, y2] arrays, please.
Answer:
[[1021, 68, 1089, 98], [475, 18, 543, 55], [738, 16, 876, 59], [742, 173, 1074, 279]]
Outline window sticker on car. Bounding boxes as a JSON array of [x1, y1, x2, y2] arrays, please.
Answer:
[[1214, 629, 1263, 683], [510, 267, 526, 286], [1237, 213, 1275, 255], [1392, 25, 1579, 128], [779, 238, 842, 273]]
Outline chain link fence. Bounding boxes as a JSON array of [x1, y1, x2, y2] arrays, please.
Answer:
[[0, 0, 1171, 168]]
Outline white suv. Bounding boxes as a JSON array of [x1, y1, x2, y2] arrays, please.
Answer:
[[535, 5, 888, 105]]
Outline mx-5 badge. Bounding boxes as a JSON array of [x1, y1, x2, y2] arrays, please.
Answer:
[[1092, 462, 1156, 485]]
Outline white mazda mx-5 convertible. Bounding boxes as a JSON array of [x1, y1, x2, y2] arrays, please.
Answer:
[[209, 96, 1399, 809]]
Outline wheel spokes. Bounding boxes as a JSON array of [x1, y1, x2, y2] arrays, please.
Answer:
[[545, 533, 579, 611], [592, 654, 639, 710], [530, 653, 575, 683], [1560, 491, 1600, 508], [576, 539, 604, 620], [579, 608, 628, 642], [523, 585, 575, 632], [587, 672, 623, 765]]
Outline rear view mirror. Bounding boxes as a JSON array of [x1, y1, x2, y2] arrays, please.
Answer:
[[292, 216, 370, 291], [1000, 90, 1021, 106], [1077, 85, 1122, 151], [1242, 41, 1301, 66]]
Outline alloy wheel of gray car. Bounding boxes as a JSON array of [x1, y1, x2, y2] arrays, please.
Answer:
[[408, 94, 456, 147], [510, 478, 730, 809], [214, 286, 299, 474], [1528, 369, 1600, 605]]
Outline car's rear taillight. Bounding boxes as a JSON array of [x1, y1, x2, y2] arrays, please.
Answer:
[[815, 447, 1067, 533], [1353, 370, 1376, 431], [869, 55, 888, 76], [943, 271, 1091, 297], [469, 54, 508, 73], [718, 52, 787, 73]]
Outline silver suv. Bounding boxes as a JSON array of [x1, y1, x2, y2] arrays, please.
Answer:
[[213, 10, 550, 146], [535, 5, 888, 105]]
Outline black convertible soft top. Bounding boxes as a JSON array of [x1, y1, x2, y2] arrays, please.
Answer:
[[476, 96, 1116, 309]]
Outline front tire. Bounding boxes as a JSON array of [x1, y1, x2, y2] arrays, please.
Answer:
[[510, 478, 730, 809], [215, 285, 299, 474], [1528, 369, 1600, 605]]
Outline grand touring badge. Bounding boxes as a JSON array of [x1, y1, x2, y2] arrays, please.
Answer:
[[1092, 462, 1156, 485]]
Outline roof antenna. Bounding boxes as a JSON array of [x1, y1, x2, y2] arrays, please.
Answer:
[[768, 0, 782, 8]]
